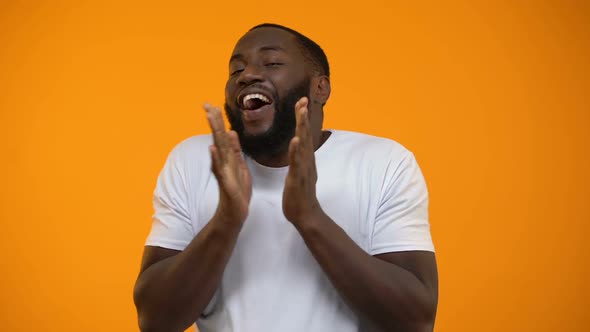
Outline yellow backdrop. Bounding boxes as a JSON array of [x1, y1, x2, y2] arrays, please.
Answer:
[[1, 1, 588, 331]]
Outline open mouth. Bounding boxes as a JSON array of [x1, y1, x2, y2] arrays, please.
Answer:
[[238, 93, 273, 111]]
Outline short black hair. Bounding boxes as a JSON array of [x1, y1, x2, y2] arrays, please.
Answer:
[[249, 23, 330, 77]]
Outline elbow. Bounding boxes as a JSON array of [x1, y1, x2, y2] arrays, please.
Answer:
[[136, 308, 178, 332], [136, 311, 188, 332], [378, 318, 435, 332], [419, 292, 438, 330], [134, 294, 156, 332], [412, 300, 437, 328], [399, 305, 437, 332], [396, 286, 438, 331], [134, 279, 166, 332], [133, 279, 149, 326], [401, 299, 437, 332], [137, 316, 163, 332], [376, 298, 437, 332], [134, 280, 187, 332], [368, 317, 434, 332]]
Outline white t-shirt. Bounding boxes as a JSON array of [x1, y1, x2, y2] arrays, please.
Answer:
[[146, 129, 434, 332]]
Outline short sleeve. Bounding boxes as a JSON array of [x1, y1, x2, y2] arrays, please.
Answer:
[[145, 145, 195, 250], [370, 151, 435, 255]]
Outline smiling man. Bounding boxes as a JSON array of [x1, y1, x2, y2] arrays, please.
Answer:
[[133, 23, 438, 332]]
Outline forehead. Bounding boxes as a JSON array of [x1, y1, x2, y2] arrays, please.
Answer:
[[230, 27, 301, 60]]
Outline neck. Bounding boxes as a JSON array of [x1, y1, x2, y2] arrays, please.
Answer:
[[252, 129, 331, 168], [253, 152, 290, 168]]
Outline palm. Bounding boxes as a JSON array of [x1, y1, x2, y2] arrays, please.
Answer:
[[218, 145, 251, 217], [204, 104, 252, 223], [282, 97, 320, 224]]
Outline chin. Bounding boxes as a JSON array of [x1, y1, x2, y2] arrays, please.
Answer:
[[239, 110, 275, 137], [243, 124, 273, 137]]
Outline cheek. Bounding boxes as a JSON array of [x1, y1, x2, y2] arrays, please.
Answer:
[[225, 80, 236, 102], [275, 70, 308, 97]]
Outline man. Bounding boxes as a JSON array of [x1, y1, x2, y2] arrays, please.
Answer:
[[133, 23, 438, 332]]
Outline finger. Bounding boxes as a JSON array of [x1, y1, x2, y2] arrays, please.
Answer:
[[300, 98, 313, 145], [204, 103, 222, 137], [210, 106, 228, 144], [212, 106, 227, 134], [298, 101, 312, 151], [209, 145, 222, 178], [295, 96, 308, 111], [204, 104, 229, 156], [227, 130, 247, 169], [294, 98, 303, 136], [294, 98, 308, 148], [288, 136, 300, 168], [227, 130, 242, 154]]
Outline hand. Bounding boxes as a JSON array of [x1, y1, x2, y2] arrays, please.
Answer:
[[282, 97, 323, 226], [204, 103, 252, 224]]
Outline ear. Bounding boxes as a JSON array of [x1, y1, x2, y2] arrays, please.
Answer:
[[311, 75, 331, 105]]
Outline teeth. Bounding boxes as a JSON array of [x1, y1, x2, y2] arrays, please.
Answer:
[[243, 93, 270, 104]]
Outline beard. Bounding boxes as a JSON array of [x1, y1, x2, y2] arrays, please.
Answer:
[[224, 78, 310, 159]]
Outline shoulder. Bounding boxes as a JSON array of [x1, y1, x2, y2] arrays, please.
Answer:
[[166, 134, 213, 163], [159, 134, 214, 179], [170, 134, 213, 156], [327, 130, 412, 163]]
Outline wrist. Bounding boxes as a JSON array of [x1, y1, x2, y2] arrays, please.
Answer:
[[292, 202, 326, 233], [214, 201, 248, 226]]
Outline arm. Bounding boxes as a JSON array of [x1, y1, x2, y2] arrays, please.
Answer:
[[284, 98, 437, 331], [134, 213, 243, 332], [133, 104, 251, 332], [296, 212, 438, 331]]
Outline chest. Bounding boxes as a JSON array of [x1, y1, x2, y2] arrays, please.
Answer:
[[192, 161, 380, 255]]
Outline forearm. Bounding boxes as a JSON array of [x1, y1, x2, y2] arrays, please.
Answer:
[[134, 213, 242, 332], [296, 210, 436, 331]]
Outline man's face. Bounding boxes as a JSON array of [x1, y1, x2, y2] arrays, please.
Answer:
[[224, 27, 311, 158]]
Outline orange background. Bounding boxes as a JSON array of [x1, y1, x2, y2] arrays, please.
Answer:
[[1, 1, 588, 331]]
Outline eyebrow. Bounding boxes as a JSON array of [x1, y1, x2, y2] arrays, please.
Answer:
[[229, 45, 286, 63]]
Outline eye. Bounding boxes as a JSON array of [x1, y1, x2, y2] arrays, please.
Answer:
[[230, 68, 244, 76], [265, 62, 283, 67]]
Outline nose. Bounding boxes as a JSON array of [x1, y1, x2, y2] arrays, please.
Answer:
[[236, 64, 264, 85]]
